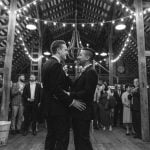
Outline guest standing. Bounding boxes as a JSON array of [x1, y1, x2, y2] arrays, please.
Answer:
[[11, 74, 25, 134], [22, 74, 41, 136], [122, 84, 132, 135], [114, 84, 123, 126]]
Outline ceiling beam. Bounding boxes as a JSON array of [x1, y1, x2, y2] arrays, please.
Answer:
[[80, 0, 110, 15], [42, 0, 73, 17]]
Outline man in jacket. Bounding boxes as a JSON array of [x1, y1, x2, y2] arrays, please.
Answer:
[[69, 48, 98, 150], [22, 74, 41, 136], [11, 74, 25, 134], [41, 40, 86, 150]]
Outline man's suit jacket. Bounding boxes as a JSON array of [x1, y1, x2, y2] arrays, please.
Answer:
[[114, 90, 123, 106], [132, 88, 140, 112], [70, 65, 98, 120], [22, 82, 41, 105], [41, 57, 73, 116]]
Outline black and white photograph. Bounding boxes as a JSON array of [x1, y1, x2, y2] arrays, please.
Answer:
[[0, 0, 150, 150]]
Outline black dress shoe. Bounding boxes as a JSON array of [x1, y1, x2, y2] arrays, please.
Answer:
[[133, 135, 141, 139], [32, 130, 37, 136], [23, 131, 28, 136], [126, 133, 130, 136], [11, 130, 16, 135], [16, 130, 21, 134]]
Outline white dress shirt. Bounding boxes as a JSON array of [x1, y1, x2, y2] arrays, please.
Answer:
[[30, 82, 36, 100]]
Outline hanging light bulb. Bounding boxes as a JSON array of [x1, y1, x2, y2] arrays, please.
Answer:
[[53, 22, 57, 26], [82, 23, 85, 27], [26, 24, 37, 30], [121, 18, 124, 22], [44, 51, 51, 56], [100, 52, 107, 57], [112, 20, 115, 24], [44, 21, 47, 24], [23, 7, 27, 11], [115, 23, 126, 30], [72, 23, 75, 27], [116, 1, 120, 5], [62, 23, 66, 27], [91, 23, 94, 27], [122, 5, 125, 8], [86, 43, 89, 47], [27, 4, 30, 7], [100, 22, 104, 26], [95, 52, 99, 56], [126, 8, 129, 12]]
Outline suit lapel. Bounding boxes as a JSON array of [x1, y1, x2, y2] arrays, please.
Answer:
[[74, 65, 93, 85], [27, 83, 31, 98]]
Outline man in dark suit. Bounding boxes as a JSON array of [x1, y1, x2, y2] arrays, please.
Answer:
[[22, 74, 41, 136], [114, 84, 123, 126], [41, 40, 86, 150], [69, 48, 98, 150]]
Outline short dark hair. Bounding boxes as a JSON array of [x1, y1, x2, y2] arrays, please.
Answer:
[[50, 40, 66, 54], [125, 84, 132, 89], [30, 73, 36, 77], [18, 74, 24, 79], [83, 47, 95, 61]]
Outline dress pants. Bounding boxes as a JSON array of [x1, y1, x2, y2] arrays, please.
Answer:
[[11, 105, 24, 130], [72, 118, 93, 150], [114, 104, 123, 126], [23, 103, 38, 132], [45, 115, 70, 150], [132, 111, 141, 138], [93, 102, 100, 128]]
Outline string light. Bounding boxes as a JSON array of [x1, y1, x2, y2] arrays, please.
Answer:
[[72, 24, 75, 27], [53, 22, 57, 26], [17, 0, 44, 13], [111, 23, 134, 63], [0, 1, 9, 11], [91, 23, 94, 27], [81, 23, 85, 27], [17, 11, 134, 27], [16, 30, 44, 62], [114, 0, 135, 15], [62, 23, 66, 27]]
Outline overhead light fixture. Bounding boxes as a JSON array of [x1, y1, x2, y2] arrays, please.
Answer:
[[26, 24, 37, 30], [100, 52, 107, 57], [115, 23, 126, 30], [44, 51, 51, 56], [95, 52, 99, 56]]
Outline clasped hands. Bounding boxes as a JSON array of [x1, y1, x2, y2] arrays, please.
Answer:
[[64, 90, 86, 111]]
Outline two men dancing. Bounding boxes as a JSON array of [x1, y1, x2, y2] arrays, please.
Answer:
[[42, 40, 98, 150]]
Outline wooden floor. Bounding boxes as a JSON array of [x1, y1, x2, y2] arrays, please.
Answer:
[[0, 127, 150, 150]]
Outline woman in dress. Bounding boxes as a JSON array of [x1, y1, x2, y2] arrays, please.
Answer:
[[122, 84, 132, 135]]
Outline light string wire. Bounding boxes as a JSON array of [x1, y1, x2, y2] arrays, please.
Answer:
[[111, 21, 135, 63]]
